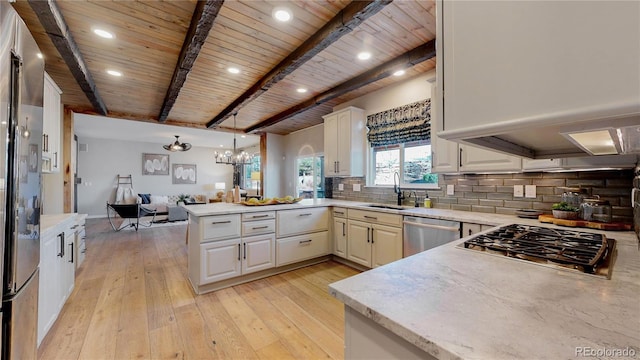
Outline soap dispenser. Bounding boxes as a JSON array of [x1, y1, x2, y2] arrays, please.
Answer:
[[424, 193, 432, 208]]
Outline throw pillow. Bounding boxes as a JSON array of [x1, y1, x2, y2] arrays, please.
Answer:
[[149, 195, 169, 204], [138, 193, 151, 204]]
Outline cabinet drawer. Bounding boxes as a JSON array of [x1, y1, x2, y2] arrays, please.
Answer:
[[277, 208, 329, 238], [242, 211, 275, 221], [202, 214, 241, 242], [347, 209, 402, 227], [333, 207, 347, 218], [276, 231, 329, 267], [242, 219, 275, 236]]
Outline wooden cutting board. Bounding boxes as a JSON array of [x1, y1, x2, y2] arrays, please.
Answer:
[[538, 214, 633, 231]]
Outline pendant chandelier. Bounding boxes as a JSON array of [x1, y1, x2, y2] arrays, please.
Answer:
[[163, 135, 191, 152], [214, 113, 252, 165]]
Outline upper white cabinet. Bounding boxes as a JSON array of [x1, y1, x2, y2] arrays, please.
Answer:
[[522, 154, 639, 172], [323, 106, 365, 177], [435, 1, 640, 158], [430, 84, 521, 173], [42, 73, 62, 173]]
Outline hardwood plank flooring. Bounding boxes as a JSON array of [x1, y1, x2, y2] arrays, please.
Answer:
[[38, 219, 360, 360]]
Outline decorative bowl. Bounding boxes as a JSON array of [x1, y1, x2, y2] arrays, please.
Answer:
[[552, 209, 579, 220]]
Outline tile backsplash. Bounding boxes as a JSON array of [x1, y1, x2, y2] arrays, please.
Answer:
[[329, 170, 634, 222]]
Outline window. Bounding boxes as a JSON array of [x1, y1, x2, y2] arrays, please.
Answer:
[[371, 140, 437, 187], [238, 155, 260, 189], [296, 155, 325, 199]]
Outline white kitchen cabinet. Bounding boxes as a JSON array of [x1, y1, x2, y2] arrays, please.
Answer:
[[74, 215, 87, 269], [276, 231, 329, 267], [462, 223, 493, 238], [346, 210, 403, 269], [522, 154, 639, 171], [200, 239, 242, 284], [38, 216, 76, 346], [333, 218, 347, 258], [430, 82, 521, 173], [242, 234, 275, 274], [277, 207, 328, 238], [323, 106, 365, 177], [435, 0, 639, 157], [42, 72, 62, 173]]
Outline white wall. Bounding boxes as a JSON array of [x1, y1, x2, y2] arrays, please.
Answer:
[[334, 71, 435, 115], [264, 133, 286, 197], [77, 137, 234, 216], [283, 124, 325, 196]]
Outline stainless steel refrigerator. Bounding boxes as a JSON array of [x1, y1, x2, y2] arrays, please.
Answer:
[[1, 2, 44, 359]]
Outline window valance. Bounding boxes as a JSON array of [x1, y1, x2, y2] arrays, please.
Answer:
[[366, 99, 431, 147]]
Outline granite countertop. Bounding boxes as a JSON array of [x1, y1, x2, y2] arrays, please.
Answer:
[[329, 220, 640, 359]]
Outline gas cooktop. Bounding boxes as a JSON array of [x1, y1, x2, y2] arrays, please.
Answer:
[[461, 224, 616, 279]]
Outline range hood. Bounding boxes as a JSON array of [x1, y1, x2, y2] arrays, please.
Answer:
[[439, 104, 640, 159]]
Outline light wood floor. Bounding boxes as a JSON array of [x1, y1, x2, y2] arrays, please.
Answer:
[[38, 219, 360, 360]]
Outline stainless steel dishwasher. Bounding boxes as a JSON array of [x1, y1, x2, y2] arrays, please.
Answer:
[[403, 216, 461, 257]]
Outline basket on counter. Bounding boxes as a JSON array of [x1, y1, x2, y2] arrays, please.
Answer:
[[552, 209, 579, 220]]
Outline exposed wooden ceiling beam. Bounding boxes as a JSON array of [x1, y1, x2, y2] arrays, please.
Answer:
[[206, 0, 393, 129], [244, 41, 436, 134], [158, 0, 224, 122], [28, 0, 108, 115]]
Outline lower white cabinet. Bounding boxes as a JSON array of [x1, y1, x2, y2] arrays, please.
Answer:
[[200, 239, 242, 284], [347, 219, 402, 268], [38, 216, 76, 346], [462, 223, 493, 238], [333, 217, 347, 258], [200, 234, 276, 284], [276, 231, 329, 267]]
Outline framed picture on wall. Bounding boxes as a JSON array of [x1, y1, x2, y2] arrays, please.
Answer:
[[172, 164, 196, 184], [142, 153, 169, 175]]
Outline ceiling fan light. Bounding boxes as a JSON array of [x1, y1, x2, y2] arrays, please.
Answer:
[[163, 135, 191, 152]]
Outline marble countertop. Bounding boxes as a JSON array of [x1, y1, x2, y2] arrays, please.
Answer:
[[183, 199, 515, 227], [41, 213, 85, 234], [329, 220, 640, 359]]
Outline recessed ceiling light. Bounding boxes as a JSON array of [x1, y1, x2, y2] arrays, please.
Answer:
[[219, 144, 224, 147], [273, 7, 292, 22], [296, 88, 307, 93], [106, 70, 122, 77], [393, 70, 406, 76], [357, 52, 371, 60], [36, 53, 43, 59], [227, 67, 240, 74], [241, 135, 246, 138], [93, 29, 114, 39]]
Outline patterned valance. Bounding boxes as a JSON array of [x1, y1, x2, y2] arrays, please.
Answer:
[[366, 99, 431, 147]]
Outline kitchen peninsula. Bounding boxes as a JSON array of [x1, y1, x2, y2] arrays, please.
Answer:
[[329, 224, 640, 360]]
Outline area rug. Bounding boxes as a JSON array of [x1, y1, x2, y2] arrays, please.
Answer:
[[118, 218, 187, 231]]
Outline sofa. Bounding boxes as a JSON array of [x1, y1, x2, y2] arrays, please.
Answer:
[[137, 194, 207, 221]]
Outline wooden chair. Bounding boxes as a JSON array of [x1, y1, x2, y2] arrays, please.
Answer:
[[106, 203, 157, 231]]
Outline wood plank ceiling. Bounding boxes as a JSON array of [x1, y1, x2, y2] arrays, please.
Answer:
[[12, 0, 436, 136]]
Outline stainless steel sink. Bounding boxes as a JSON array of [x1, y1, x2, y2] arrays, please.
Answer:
[[364, 204, 410, 211]]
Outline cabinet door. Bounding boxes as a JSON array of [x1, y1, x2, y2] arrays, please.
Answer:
[[324, 113, 339, 176], [430, 81, 460, 174], [200, 239, 241, 284], [347, 220, 371, 267], [242, 234, 275, 275], [42, 73, 61, 173], [462, 223, 493, 238], [276, 207, 329, 238], [62, 231, 75, 300], [459, 144, 521, 173], [333, 217, 347, 258], [336, 110, 352, 176], [38, 233, 61, 345], [371, 224, 402, 268]]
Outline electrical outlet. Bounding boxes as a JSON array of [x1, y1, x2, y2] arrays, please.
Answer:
[[353, 184, 361, 192], [513, 185, 524, 197], [338, 184, 344, 191], [525, 185, 537, 198], [446, 184, 455, 195]]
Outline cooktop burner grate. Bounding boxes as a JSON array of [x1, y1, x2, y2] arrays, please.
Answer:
[[463, 224, 615, 276]]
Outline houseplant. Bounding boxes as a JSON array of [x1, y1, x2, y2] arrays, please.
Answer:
[[551, 202, 579, 220], [177, 193, 191, 205]]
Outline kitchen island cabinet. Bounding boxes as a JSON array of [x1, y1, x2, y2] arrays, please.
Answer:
[[329, 223, 640, 359]]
